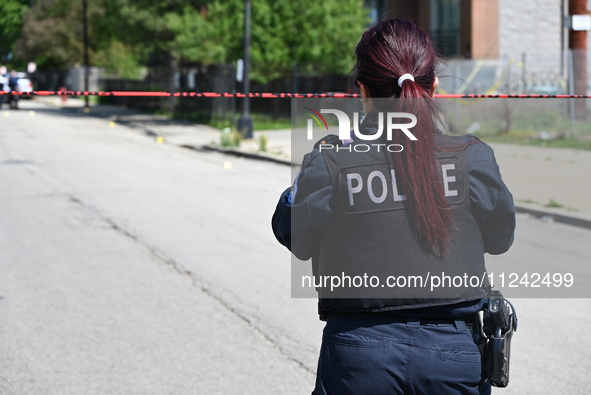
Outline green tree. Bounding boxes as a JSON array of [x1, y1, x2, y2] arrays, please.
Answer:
[[14, 0, 369, 81], [0, 0, 30, 64], [14, 0, 206, 76], [15, 0, 88, 70], [15, 0, 145, 75], [166, 0, 370, 82]]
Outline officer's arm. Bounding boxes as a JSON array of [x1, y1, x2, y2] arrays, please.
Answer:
[[271, 151, 334, 260], [468, 143, 516, 255], [271, 187, 293, 249]]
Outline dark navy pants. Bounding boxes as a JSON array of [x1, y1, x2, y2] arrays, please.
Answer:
[[312, 313, 491, 395]]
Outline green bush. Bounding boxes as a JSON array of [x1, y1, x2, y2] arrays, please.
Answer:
[[220, 128, 242, 148], [258, 134, 269, 152]]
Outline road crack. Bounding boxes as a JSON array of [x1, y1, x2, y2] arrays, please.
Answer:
[[67, 194, 315, 376]]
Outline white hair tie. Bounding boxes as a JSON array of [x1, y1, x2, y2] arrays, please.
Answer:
[[397, 73, 415, 87]]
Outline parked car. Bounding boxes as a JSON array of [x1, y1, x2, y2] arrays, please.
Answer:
[[0, 72, 33, 108], [1, 72, 34, 93], [17, 72, 34, 98]]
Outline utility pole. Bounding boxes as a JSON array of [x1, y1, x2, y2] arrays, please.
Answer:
[[569, 0, 588, 117], [82, 0, 90, 113], [237, 0, 253, 139]]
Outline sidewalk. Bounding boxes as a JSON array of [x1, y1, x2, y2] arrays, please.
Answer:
[[488, 143, 591, 227], [37, 97, 591, 229]]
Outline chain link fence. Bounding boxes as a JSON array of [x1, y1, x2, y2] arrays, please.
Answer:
[[437, 50, 590, 144]]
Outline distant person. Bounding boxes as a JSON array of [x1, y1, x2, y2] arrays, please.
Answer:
[[7, 70, 19, 109], [0, 66, 7, 108]]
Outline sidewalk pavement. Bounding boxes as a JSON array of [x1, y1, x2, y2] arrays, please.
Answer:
[[36, 97, 591, 229]]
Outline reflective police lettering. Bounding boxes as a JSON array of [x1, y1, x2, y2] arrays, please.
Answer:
[[441, 163, 458, 197], [367, 171, 387, 203], [346, 173, 363, 206], [340, 161, 463, 213], [345, 169, 405, 207]]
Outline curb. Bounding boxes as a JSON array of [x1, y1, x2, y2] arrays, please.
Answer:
[[514, 206, 591, 231], [117, 117, 294, 166], [199, 144, 294, 166]]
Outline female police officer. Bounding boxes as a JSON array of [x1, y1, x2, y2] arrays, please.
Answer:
[[272, 18, 515, 394]]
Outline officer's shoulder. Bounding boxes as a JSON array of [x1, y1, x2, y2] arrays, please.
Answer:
[[297, 149, 333, 188], [463, 134, 497, 162], [436, 133, 496, 162], [301, 149, 329, 172]]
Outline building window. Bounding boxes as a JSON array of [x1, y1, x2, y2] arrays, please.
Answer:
[[430, 0, 460, 57]]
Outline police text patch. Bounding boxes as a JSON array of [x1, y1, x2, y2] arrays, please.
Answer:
[[337, 157, 465, 214]]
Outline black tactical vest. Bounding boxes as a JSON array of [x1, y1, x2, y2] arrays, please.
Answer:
[[315, 134, 490, 320]]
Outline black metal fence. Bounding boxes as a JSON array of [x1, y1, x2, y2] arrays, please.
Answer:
[[99, 64, 351, 124], [32, 70, 69, 91]]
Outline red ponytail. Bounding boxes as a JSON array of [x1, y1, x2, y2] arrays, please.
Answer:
[[354, 18, 452, 255]]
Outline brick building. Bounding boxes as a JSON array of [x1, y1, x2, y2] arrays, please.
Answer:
[[365, 0, 585, 94], [366, 0, 568, 59]]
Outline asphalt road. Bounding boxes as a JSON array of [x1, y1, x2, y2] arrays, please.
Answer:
[[1, 100, 590, 394]]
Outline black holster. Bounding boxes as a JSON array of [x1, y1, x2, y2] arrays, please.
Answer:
[[480, 290, 518, 388]]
